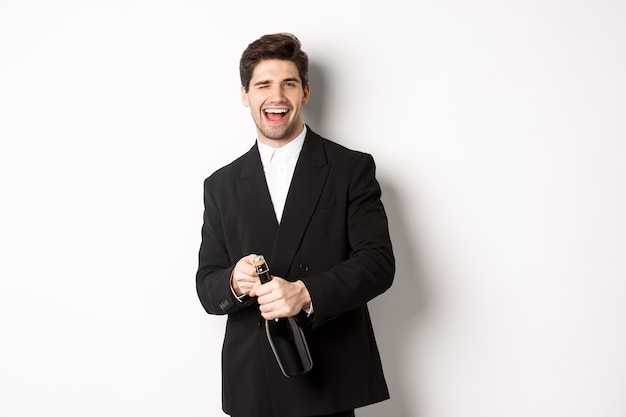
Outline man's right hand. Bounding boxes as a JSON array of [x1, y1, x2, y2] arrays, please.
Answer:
[[231, 254, 261, 297]]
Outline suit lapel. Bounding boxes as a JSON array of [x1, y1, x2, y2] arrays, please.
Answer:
[[270, 131, 329, 277], [236, 144, 279, 254]]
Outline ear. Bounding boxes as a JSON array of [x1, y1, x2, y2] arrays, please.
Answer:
[[302, 82, 311, 105], [241, 85, 250, 107]]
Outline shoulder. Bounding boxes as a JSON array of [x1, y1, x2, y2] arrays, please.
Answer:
[[203, 144, 258, 189], [306, 128, 373, 165], [307, 128, 358, 153], [205, 144, 258, 179]]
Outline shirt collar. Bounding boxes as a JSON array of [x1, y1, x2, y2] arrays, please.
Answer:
[[257, 125, 307, 168]]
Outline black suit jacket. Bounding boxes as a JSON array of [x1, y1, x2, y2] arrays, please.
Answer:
[[196, 128, 395, 417]]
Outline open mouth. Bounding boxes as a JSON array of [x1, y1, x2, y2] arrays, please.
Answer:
[[264, 108, 289, 123]]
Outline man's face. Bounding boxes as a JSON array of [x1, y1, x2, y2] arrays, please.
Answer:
[[242, 59, 310, 147]]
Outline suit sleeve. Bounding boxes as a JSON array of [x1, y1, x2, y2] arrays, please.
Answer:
[[301, 153, 395, 328], [196, 177, 255, 315]]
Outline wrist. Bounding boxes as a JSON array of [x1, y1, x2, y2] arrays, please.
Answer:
[[295, 280, 311, 310], [230, 270, 243, 296]]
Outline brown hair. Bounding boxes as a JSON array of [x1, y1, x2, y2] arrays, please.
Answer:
[[239, 33, 309, 92]]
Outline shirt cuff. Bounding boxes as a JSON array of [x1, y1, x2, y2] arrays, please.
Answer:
[[303, 302, 314, 316], [231, 286, 247, 303]]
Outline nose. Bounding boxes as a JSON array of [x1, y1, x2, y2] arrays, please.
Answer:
[[268, 83, 286, 100]]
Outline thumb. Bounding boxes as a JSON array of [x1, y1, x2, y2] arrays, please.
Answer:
[[248, 281, 262, 297]]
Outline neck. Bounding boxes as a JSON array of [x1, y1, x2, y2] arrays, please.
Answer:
[[257, 123, 305, 148]]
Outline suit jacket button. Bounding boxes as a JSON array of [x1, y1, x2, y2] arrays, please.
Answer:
[[299, 263, 309, 272]]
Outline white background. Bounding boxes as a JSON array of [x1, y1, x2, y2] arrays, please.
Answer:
[[1, 1, 625, 416]]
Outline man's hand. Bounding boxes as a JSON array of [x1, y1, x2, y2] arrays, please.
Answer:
[[231, 254, 261, 297], [250, 277, 311, 320]]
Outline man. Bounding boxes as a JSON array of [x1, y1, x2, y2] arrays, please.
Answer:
[[196, 33, 394, 417]]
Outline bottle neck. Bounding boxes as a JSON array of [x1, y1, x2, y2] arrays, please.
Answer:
[[254, 256, 272, 284], [257, 267, 272, 284]]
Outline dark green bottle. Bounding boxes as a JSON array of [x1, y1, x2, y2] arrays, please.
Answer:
[[254, 255, 313, 377]]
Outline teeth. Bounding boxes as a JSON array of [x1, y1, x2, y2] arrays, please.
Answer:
[[265, 109, 287, 113]]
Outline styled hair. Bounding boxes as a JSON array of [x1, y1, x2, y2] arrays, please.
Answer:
[[239, 33, 309, 92]]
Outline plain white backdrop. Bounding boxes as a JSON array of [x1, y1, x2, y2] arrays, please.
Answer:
[[1, 1, 625, 416]]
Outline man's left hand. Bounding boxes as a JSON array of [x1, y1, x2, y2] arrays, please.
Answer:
[[250, 277, 311, 320]]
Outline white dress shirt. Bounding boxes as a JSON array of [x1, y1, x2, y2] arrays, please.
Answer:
[[257, 126, 306, 223]]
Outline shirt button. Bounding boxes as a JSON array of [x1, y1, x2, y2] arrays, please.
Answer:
[[299, 263, 309, 272]]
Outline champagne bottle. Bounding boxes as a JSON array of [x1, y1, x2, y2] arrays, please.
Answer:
[[254, 255, 313, 377]]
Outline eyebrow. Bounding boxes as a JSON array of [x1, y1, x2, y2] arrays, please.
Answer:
[[252, 77, 300, 87]]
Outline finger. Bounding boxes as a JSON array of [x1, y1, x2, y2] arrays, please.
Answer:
[[248, 281, 262, 297], [253, 288, 272, 302], [253, 279, 278, 297], [260, 301, 294, 320]]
